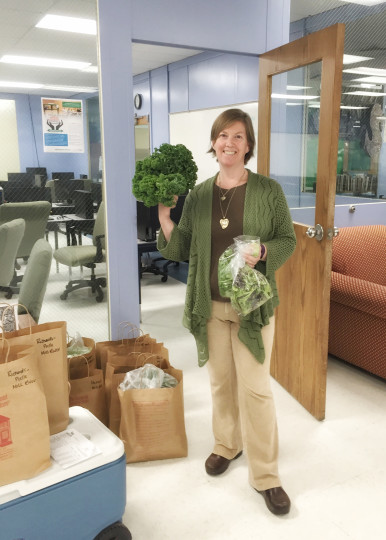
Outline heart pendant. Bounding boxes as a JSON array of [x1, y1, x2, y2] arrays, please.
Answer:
[[220, 218, 229, 229]]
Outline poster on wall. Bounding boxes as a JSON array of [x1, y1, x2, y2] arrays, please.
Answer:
[[41, 97, 84, 153]]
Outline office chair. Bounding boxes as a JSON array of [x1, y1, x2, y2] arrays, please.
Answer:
[[17, 239, 53, 323], [0, 201, 52, 294], [53, 201, 106, 302], [0, 218, 25, 299]]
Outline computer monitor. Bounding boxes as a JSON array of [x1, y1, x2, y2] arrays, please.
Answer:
[[136, 196, 186, 242], [66, 180, 86, 202], [91, 183, 103, 208], [52, 172, 74, 182], [26, 167, 48, 187], [3, 185, 51, 203], [7, 172, 35, 187], [73, 190, 94, 220], [52, 179, 86, 203], [26, 167, 47, 176], [136, 202, 159, 242], [54, 181, 71, 203]]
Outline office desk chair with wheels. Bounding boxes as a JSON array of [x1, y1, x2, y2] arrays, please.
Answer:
[[53, 202, 106, 302], [18, 239, 53, 323], [0, 201, 52, 295], [0, 218, 25, 299]]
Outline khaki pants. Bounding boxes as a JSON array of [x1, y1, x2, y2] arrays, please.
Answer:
[[206, 300, 281, 491]]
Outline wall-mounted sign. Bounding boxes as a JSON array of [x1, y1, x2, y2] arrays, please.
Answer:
[[41, 98, 84, 153]]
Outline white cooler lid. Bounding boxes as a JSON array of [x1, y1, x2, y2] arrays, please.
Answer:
[[0, 407, 124, 504]]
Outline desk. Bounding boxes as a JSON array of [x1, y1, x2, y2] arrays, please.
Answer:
[[64, 214, 95, 244], [51, 203, 75, 215], [47, 214, 95, 248]]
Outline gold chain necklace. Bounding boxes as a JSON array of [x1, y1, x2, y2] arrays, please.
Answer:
[[218, 170, 246, 229]]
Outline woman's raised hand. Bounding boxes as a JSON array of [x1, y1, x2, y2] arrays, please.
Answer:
[[158, 195, 178, 242]]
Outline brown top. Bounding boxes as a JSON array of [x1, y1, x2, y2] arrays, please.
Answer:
[[210, 182, 247, 301]]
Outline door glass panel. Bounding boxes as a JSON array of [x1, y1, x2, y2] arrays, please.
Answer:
[[135, 119, 151, 162], [270, 62, 322, 222]]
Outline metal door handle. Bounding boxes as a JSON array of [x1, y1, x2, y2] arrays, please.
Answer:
[[306, 223, 324, 241]]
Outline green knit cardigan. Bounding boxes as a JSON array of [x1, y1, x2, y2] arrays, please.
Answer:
[[157, 170, 296, 366]]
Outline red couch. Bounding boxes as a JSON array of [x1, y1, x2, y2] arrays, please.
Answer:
[[328, 225, 386, 379]]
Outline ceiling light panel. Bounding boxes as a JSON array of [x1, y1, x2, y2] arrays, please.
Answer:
[[343, 54, 373, 64], [339, 0, 385, 5], [0, 55, 91, 70], [344, 67, 386, 77], [44, 85, 98, 93], [36, 14, 96, 35], [271, 93, 319, 100], [353, 76, 386, 84], [340, 105, 369, 109], [286, 85, 312, 90], [0, 81, 43, 89], [343, 91, 386, 96]]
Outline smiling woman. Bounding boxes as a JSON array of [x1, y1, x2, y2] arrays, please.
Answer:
[[170, 103, 259, 184], [157, 107, 296, 516]]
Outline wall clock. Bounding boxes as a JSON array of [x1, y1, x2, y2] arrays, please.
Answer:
[[134, 93, 142, 110]]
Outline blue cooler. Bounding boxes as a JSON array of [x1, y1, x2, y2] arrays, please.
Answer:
[[0, 407, 131, 540]]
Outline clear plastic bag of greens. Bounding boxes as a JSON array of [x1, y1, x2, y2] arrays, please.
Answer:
[[67, 332, 92, 358], [119, 363, 178, 390], [218, 235, 273, 317]]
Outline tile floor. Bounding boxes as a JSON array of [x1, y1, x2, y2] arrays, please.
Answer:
[[8, 234, 386, 540]]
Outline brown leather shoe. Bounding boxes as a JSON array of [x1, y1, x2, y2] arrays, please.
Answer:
[[257, 487, 291, 515], [205, 451, 243, 476]]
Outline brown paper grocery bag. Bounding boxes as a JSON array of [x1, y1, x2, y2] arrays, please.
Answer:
[[95, 322, 146, 371], [96, 334, 157, 374], [106, 349, 168, 372], [118, 366, 188, 463], [68, 337, 96, 379], [4, 321, 69, 434], [69, 365, 108, 426], [107, 368, 129, 436], [0, 342, 51, 487], [105, 352, 165, 435]]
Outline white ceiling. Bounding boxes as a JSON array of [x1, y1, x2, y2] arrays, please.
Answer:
[[290, 0, 344, 21], [0, 0, 385, 98], [0, 0, 202, 97]]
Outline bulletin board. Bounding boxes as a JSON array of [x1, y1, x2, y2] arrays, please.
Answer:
[[169, 102, 258, 184]]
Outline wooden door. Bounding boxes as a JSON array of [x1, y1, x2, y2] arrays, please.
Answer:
[[258, 24, 345, 420]]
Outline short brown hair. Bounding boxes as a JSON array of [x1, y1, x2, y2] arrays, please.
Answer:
[[208, 108, 255, 164]]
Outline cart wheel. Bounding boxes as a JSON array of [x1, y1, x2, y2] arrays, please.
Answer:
[[60, 293, 68, 300], [94, 521, 132, 540], [161, 275, 168, 282]]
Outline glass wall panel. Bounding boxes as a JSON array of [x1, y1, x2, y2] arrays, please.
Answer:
[[338, 11, 386, 201], [0, 0, 109, 343]]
